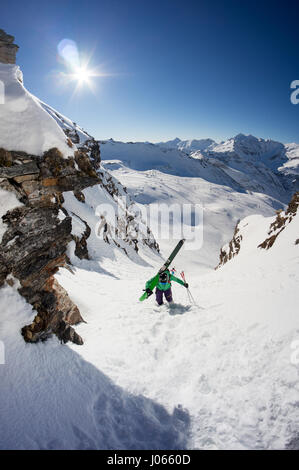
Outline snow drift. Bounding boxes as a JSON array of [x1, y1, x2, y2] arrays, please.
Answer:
[[0, 64, 75, 157]]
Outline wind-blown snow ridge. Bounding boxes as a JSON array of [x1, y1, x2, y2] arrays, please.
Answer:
[[0, 64, 75, 157], [38, 100, 92, 146]]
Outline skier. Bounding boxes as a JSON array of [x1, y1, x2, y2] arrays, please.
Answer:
[[145, 268, 188, 305]]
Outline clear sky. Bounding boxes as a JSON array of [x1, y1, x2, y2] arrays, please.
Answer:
[[2, 0, 299, 143]]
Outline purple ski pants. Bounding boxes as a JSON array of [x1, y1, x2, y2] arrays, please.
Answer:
[[155, 287, 173, 305]]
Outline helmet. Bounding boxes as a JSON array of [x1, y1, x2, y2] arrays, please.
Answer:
[[159, 271, 169, 283]]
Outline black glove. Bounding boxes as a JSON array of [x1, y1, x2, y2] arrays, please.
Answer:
[[146, 288, 153, 297], [184, 282, 189, 288]]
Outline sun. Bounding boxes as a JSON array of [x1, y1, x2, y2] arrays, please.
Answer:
[[72, 67, 91, 83], [56, 39, 114, 98]]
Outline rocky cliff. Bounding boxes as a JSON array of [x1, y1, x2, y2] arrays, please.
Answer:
[[0, 146, 100, 344]]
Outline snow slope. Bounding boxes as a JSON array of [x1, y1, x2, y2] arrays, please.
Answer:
[[1, 183, 298, 449], [1, 82, 299, 449], [54, 195, 299, 449], [57, 195, 299, 449], [102, 162, 283, 273], [100, 136, 291, 274], [38, 100, 92, 146], [0, 281, 189, 450], [279, 143, 299, 180], [0, 64, 75, 157]]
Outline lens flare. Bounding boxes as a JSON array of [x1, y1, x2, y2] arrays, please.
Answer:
[[57, 39, 80, 69]]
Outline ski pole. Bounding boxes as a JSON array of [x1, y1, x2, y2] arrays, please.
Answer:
[[187, 288, 197, 305], [180, 271, 192, 303], [180, 271, 197, 306]]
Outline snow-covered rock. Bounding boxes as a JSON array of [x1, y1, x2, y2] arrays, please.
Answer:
[[0, 188, 23, 243], [204, 134, 299, 194], [39, 100, 92, 147], [217, 192, 299, 267], [0, 64, 76, 157]]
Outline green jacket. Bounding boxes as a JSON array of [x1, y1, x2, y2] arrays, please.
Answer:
[[146, 270, 185, 291]]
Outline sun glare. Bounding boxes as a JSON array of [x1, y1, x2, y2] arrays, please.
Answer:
[[56, 38, 114, 99], [72, 67, 91, 83]]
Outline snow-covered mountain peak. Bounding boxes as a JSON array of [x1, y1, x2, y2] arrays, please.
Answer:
[[157, 137, 216, 153], [211, 133, 285, 159], [284, 142, 299, 164], [204, 133, 298, 193], [171, 137, 181, 144]]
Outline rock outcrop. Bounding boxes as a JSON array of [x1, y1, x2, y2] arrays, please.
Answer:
[[258, 192, 299, 250], [0, 147, 100, 344], [216, 221, 242, 268], [0, 29, 19, 64], [0, 141, 159, 344], [216, 192, 299, 268]]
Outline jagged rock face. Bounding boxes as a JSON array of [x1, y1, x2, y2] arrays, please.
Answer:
[[20, 278, 84, 345], [216, 192, 299, 268], [72, 213, 91, 260], [63, 124, 101, 170], [81, 139, 101, 169], [0, 29, 19, 64], [258, 192, 299, 250], [0, 147, 101, 344], [96, 168, 160, 254], [216, 221, 243, 268]]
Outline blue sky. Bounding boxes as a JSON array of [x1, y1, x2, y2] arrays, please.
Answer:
[[2, 0, 299, 143]]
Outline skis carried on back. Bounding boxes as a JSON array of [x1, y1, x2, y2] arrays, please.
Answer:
[[138, 273, 159, 302], [139, 239, 185, 301], [157, 238, 185, 274]]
